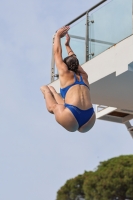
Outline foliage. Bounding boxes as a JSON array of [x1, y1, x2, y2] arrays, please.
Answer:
[[56, 155, 133, 200], [83, 155, 133, 200], [56, 174, 86, 200]]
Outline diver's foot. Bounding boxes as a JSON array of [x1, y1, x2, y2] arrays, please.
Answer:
[[48, 86, 56, 95], [40, 85, 52, 98]]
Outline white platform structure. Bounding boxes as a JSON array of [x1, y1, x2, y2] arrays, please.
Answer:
[[49, 0, 133, 138]]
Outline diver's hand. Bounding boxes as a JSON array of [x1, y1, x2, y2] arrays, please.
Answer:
[[65, 33, 70, 46], [56, 26, 70, 38]]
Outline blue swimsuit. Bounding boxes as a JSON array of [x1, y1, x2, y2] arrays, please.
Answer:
[[60, 74, 94, 128]]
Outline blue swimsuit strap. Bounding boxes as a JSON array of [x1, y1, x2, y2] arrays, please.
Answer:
[[76, 74, 90, 89], [60, 73, 90, 99], [67, 73, 90, 91], [74, 73, 77, 82]]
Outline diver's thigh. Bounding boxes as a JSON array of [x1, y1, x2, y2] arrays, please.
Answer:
[[53, 105, 79, 132], [48, 86, 64, 104], [78, 113, 96, 133]]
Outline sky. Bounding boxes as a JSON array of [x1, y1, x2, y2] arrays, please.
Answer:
[[0, 0, 133, 200]]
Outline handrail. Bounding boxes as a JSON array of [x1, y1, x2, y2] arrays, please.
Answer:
[[64, 0, 107, 26], [51, 0, 108, 82]]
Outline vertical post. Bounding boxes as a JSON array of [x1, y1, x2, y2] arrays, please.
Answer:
[[85, 12, 89, 62], [51, 35, 55, 82]]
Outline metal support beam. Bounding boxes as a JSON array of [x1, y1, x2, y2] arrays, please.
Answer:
[[85, 13, 94, 61], [69, 34, 115, 45], [51, 36, 55, 82], [125, 121, 133, 138], [85, 12, 89, 62]]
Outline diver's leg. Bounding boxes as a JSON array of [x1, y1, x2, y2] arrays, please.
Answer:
[[53, 105, 79, 132], [40, 85, 57, 114], [48, 86, 64, 104], [40, 86, 78, 131]]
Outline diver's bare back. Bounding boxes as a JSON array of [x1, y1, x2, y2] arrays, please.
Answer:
[[60, 70, 92, 110]]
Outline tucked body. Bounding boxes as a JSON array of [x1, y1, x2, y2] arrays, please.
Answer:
[[41, 27, 96, 132]]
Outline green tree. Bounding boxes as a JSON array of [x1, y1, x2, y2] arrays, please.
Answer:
[[56, 174, 86, 200], [56, 155, 133, 200], [83, 155, 133, 200]]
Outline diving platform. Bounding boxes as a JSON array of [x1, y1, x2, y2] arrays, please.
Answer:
[[96, 106, 133, 138], [49, 0, 133, 137]]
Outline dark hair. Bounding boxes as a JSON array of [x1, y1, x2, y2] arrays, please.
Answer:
[[63, 55, 79, 73]]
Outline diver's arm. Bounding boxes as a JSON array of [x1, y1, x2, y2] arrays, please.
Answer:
[[65, 34, 75, 56], [54, 34, 62, 61], [65, 45, 75, 56], [65, 34, 88, 77], [54, 27, 70, 74]]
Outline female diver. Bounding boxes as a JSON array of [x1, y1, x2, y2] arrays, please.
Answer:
[[40, 26, 96, 133]]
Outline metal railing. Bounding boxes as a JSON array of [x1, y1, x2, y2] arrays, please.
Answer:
[[51, 0, 133, 82], [51, 0, 107, 82]]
